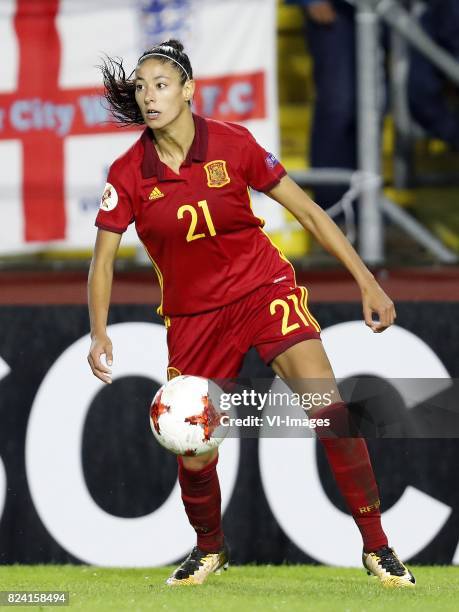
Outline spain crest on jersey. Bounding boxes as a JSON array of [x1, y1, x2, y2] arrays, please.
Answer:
[[204, 160, 230, 188]]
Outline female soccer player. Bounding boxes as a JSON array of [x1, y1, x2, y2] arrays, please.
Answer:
[[87, 40, 415, 588]]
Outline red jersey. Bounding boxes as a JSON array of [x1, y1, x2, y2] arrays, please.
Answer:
[[95, 114, 295, 316]]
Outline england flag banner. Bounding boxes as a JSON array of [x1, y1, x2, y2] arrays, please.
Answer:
[[0, 0, 280, 255]]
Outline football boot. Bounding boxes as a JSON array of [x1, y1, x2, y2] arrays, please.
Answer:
[[166, 544, 229, 586], [363, 546, 415, 588]]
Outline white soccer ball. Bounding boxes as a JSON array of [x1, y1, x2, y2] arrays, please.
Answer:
[[149, 375, 227, 456]]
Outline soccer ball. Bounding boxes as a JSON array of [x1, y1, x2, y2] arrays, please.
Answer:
[[149, 375, 227, 456]]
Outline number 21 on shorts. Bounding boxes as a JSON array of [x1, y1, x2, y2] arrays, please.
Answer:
[[269, 287, 320, 335]]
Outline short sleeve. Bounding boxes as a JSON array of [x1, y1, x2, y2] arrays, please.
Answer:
[[242, 133, 287, 193], [95, 162, 135, 234]]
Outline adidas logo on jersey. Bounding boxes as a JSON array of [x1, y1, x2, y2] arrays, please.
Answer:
[[149, 186, 165, 200]]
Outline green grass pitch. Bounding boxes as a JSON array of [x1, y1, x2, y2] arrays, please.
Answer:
[[0, 565, 458, 611]]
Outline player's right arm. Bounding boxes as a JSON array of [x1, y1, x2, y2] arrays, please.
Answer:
[[87, 229, 122, 384]]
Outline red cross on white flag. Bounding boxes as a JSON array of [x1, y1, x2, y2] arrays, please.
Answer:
[[0, 0, 141, 252], [0, 0, 279, 255]]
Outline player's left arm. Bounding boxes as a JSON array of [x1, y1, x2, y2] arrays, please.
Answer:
[[267, 175, 395, 333]]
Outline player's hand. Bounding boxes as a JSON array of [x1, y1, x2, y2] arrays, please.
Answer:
[[361, 281, 396, 333], [88, 334, 113, 383], [306, 1, 337, 24]]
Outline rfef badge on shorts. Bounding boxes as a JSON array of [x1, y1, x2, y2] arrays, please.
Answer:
[[204, 160, 230, 188], [100, 183, 118, 211]]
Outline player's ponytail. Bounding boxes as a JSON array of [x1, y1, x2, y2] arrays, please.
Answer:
[[99, 55, 143, 126], [164, 39, 185, 54]]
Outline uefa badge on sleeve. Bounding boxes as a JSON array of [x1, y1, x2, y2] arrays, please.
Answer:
[[265, 153, 279, 169], [100, 182, 118, 211]]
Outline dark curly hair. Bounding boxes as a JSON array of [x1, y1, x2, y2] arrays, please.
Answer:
[[100, 39, 193, 126]]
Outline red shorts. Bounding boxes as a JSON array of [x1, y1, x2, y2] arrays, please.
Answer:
[[166, 283, 321, 379]]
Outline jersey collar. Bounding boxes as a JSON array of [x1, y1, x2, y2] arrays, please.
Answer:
[[141, 113, 208, 180]]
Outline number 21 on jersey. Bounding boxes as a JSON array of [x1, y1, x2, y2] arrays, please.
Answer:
[[177, 199, 216, 242], [270, 287, 321, 335]]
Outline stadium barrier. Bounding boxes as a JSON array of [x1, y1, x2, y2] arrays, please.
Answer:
[[0, 293, 458, 567]]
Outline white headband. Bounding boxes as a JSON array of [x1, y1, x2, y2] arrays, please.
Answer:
[[138, 52, 190, 81]]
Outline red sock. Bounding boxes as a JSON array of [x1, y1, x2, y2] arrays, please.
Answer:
[[315, 402, 388, 552], [177, 454, 224, 553]]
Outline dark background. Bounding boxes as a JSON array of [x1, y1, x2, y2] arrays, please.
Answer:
[[0, 301, 458, 565]]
